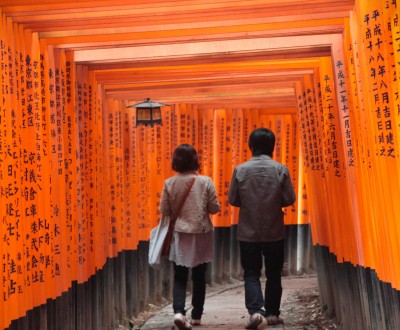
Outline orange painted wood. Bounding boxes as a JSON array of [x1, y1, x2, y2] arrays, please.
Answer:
[[4, 1, 400, 328]]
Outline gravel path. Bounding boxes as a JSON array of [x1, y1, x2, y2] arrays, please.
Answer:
[[127, 275, 339, 330]]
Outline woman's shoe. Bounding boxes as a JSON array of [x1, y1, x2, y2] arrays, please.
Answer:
[[190, 319, 201, 326], [174, 313, 192, 330], [265, 314, 284, 325]]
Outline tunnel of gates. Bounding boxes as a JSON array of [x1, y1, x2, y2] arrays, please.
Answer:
[[1, 1, 400, 330]]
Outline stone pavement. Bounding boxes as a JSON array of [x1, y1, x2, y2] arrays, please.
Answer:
[[139, 276, 323, 330]]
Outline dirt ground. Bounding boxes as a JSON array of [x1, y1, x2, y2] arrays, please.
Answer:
[[124, 275, 340, 330]]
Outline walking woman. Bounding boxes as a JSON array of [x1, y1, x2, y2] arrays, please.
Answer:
[[159, 144, 220, 330]]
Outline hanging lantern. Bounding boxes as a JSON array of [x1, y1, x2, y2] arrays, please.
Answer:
[[127, 98, 166, 127]]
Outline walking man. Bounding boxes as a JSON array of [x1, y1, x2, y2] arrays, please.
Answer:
[[228, 127, 296, 329]]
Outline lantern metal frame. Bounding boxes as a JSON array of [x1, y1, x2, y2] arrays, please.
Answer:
[[127, 98, 166, 127]]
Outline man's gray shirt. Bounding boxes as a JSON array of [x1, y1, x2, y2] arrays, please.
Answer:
[[228, 155, 296, 242]]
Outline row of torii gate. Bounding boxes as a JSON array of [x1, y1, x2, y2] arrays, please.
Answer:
[[0, 1, 399, 329]]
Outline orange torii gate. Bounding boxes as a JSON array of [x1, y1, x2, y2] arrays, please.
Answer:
[[0, 0, 399, 329]]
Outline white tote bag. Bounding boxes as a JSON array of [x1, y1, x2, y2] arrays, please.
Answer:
[[148, 215, 170, 269]]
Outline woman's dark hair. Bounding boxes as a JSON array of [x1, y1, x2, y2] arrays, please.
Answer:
[[172, 144, 200, 173], [248, 128, 275, 156]]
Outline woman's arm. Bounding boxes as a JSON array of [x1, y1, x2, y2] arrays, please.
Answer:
[[159, 184, 173, 216], [206, 179, 221, 214]]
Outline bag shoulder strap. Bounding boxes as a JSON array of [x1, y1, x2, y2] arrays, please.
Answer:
[[173, 176, 197, 220], [161, 176, 197, 257]]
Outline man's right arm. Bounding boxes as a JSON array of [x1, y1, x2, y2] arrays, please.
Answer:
[[281, 167, 296, 207]]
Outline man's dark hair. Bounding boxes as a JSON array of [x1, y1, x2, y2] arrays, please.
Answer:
[[248, 128, 275, 156], [172, 144, 200, 173]]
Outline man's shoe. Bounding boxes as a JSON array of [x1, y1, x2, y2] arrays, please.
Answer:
[[174, 313, 192, 330], [265, 314, 284, 325], [245, 313, 265, 329]]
